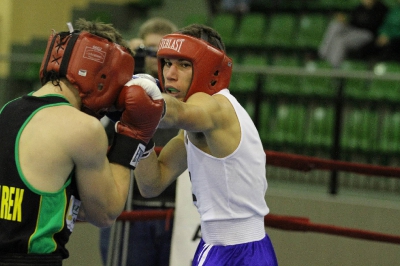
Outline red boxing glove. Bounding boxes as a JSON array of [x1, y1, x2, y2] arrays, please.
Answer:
[[107, 78, 164, 169], [116, 80, 163, 143]]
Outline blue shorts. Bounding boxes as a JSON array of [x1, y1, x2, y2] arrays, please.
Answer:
[[192, 234, 278, 266]]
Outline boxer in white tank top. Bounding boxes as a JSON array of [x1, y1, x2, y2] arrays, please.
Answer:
[[134, 24, 278, 265]]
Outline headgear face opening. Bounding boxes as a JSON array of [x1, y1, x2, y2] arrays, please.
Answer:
[[40, 30, 134, 117], [157, 33, 233, 102]]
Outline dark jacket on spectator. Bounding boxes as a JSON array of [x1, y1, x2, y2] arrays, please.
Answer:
[[349, 1, 388, 37]]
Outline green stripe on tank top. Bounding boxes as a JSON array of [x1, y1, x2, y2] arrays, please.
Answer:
[[28, 190, 68, 254]]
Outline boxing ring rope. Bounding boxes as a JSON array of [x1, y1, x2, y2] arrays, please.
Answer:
[[117, 211, 400, 245], [264, 150, 400, 178], [155, 147, 400, 178], [113, 147, 400, 246]]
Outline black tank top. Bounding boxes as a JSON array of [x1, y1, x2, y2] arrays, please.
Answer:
[[0, 94, 80, 259]]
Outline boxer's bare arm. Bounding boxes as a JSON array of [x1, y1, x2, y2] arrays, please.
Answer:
[[18, 105, 130, 227], [71, 114, 130, 227], [134, 130, 187, 198], [74, 77, 164, 226]]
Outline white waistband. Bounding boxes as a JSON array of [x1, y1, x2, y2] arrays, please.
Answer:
[[200, 216, 265, 246], [132, 200, 175, 208]]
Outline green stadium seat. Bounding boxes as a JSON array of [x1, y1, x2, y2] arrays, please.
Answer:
[[267, 103, 306, 146], [337, 0, 365, 10], [300, 59, 336, 97], [305, 105, 335, 149], [368, 62, 400, 102], [228, 52, 241, 66], [252, 0, 305, 10], [184, 13, 209, 26], [263, 53, 301, 95], [340, 107, 379, 153], [229, 53, 267, 119], [341, 60, 370, 100], [235, 13, 267, 48], [384, 0, 400, 7], [258, 101, 272, 143], [295, 14, 328, 50], [378, 111, 400, 154], [210, 13, 237, 48], [307, 0, 334, 10], [87, 11, 112, 23], [264, 13, 296, 49], [308, 0, 359, 10], [242, 100, 256, 120], [229, 53, 268, 93], [10, 39, 46, 81]]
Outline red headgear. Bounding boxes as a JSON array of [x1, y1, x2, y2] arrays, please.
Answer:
[[40, 29, 134, 117], [157, 33, 233, 102]]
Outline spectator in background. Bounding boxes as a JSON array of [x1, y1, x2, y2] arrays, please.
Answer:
[[99, 17, 178, 266], [135, 18, 178, 77], [129, 38, 144, 55], [318, 0, 388, 68], [374, 0, 400, 62]]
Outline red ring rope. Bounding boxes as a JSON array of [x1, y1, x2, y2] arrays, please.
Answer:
[[116, 210, 400, 245], [112, 147, 400, 245]]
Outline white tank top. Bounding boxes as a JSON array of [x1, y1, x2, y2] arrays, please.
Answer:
[[185, 89, 269, 245]]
